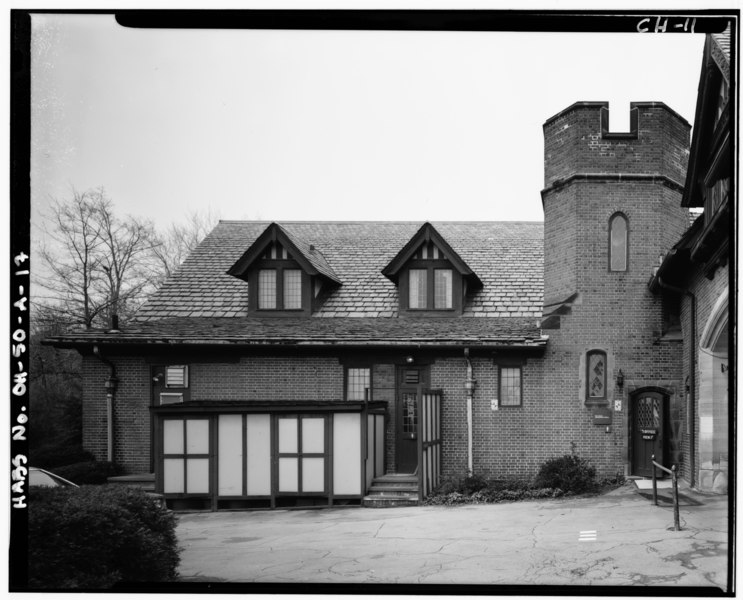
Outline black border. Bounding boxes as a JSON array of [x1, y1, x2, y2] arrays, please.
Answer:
[[10, 8, 738, 596]]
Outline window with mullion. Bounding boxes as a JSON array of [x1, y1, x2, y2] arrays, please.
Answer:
[[434, 269, 453, 309], [499, 366, 522, 407], [409, 269, 428, 309], [257, 266, 303, 310]]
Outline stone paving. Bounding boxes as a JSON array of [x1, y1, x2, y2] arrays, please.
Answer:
[[175, 482, 731, 591]]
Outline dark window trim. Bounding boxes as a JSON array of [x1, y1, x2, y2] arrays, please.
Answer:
[[608, 212, 629, 273], [249, 259, 312, 316], [497, 364, 523, 407], [400, 260, 462, 316], [344, 366, 373, 402]]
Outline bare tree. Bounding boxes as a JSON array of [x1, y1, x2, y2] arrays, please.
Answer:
[[35, 187, 161, 329], [152, 208, 220, 281]]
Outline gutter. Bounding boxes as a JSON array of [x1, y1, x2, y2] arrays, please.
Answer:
[[464, 348, 476, 476], [651, 275, 697, 488], [93, 345, 118, 463]]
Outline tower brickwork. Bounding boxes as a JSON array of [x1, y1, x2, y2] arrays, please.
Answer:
[[535, 102, 691, 478]]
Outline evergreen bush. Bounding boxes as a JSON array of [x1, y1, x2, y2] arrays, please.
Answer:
[[28, 485, 180, 589], [533, 454, 597, 494]]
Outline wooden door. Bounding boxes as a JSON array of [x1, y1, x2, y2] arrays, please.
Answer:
[[631, 391, 666, 477], [395, 367, 427, 473]]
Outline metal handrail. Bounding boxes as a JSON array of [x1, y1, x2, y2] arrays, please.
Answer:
[[651, 454, 681, 531]]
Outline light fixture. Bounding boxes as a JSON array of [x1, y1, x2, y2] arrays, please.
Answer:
[[616, 369, 624, 388], [405, 356, 414, 364]]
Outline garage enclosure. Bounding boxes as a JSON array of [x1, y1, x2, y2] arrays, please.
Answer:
[[154, 400, 386, 510]]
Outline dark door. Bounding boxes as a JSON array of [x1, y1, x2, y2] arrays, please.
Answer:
[[632, 391, 666, 477], [395, 367, 428, 473]]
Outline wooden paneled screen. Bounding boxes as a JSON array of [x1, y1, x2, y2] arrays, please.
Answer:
[[418, 390, 442, 499]]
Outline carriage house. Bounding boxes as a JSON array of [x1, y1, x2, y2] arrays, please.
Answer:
[[45, 29, 732, 510]]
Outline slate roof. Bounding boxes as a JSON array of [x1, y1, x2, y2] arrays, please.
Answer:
[[136, 221, 544, 320], [48, 221, 546, 347], [48, 316, 546, 348]]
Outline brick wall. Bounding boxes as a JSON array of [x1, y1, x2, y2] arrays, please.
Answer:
[[539, 101, 690, 479]]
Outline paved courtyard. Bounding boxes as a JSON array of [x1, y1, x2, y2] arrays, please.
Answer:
[[175, 482, 730, 591]]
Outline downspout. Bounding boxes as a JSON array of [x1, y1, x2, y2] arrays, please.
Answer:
[[93, 345, 118, 464], [656, 278, 696, 488], [464, 348, 476, 476]]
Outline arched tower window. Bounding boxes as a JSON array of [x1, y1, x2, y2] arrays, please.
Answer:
[[609, 213, 628, 272]]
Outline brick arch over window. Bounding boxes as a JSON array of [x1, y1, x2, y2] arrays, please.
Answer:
[[609, 212, 629, 272]]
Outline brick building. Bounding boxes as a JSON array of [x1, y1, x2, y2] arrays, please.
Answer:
[[47, 30, 732, 509]]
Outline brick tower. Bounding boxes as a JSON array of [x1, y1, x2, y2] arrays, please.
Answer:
[[539, 102, 691, 478]]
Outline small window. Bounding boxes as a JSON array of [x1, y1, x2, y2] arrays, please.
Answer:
[[434, 269, 453, 309], [166, 365, 188, 388], [258, 269, 277, 309], [283, 269, 302, 309], [346, 368, 371, 401], [499, 366, 522, 407], [159, 392, 184, 405], [609, 213, 628, 272], [409, 269, 427, 309], [587, 351, 607, 400]]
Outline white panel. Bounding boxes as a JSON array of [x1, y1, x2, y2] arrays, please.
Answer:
[[218, 415, 243, 496], [187, 458, 210, 493], [278, 418, 298, 454], [302, 458, 325, 492], [302, 418, 325, 453], [186, 419, 209, 454], [279, 457, 299, 492], [375, 415, 384, 478], [163, 420, 183, 454], [246, 414, 271, 496], [333, 413, 361, 495], [164, 458, 184, 493]]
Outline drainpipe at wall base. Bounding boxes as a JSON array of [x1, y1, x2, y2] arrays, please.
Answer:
[[656, 277, 696, 488], [464, 348, 476, 476], [93, 345, 119, 464]]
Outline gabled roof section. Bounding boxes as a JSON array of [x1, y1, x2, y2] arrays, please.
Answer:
[[381, 222, 483, 289], [227, 222, 341, 285]]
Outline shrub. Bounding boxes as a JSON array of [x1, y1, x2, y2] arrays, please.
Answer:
[[53, 461, 121, 485], [28, 485, 180, 589], [533, 454, 597, 494]]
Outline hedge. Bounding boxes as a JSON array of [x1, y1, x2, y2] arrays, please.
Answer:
[[28, 485, 180, 589]]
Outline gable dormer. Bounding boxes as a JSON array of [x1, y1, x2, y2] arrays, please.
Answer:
[[227, 223, 341, 316], [382, 223, 482, 317]]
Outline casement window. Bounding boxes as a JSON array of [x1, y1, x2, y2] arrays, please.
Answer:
[[346, 367, 371, 401], [586, 350, 607, 401], [609, 213, 629, 272], [258, 267, 303, 310], [498, 365, 523, 407], [406, 266, 454, 310]]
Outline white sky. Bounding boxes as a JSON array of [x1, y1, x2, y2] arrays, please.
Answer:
[[30, 12, 707, 230]]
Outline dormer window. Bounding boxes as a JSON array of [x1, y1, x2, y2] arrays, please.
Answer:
[[227, 222, 342, 317], [382, 222, 482, 317]]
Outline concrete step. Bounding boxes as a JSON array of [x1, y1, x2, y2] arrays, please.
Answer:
[[363, 494, 419, 508], [369, 485, 418, 496]]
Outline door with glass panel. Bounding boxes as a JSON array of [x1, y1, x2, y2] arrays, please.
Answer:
[[631, 391, 667, 477], [275, 415, 328, 495], [396, 367, 428, 473]]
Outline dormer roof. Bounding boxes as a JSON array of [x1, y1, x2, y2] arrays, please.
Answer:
[[381, 222, 483, 289], [227, 222, 341, 286]]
